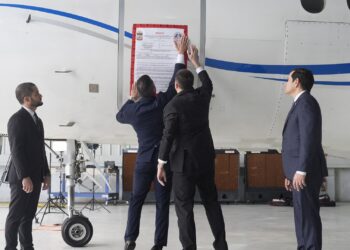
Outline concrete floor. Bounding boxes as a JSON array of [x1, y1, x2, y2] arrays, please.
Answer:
[[0, 202, 349, 250]]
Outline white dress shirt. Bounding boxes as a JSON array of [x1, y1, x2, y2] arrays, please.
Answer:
[[294, 90, 306, 103], [176, 54, 185, 64]]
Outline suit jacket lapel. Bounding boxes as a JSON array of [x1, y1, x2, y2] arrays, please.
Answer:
[[282, 102, 296, 134], [21, 108, 42, 137], [282, 92, 309, 134]]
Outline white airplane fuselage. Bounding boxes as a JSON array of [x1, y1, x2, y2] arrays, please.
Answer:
[[0, 0, 349, 160]]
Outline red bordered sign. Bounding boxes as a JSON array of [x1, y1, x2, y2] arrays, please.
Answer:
[[130, 24, 188, 93]]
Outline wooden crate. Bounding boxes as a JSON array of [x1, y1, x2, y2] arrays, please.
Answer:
[[215, 150, 239, 191]]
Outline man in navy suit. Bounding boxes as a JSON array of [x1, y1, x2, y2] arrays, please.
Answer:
[[116, 35, 188, 250], [5, 82, 50, 250], [282, 68, 328, 250]]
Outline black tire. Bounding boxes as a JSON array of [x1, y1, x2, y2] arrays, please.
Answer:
[[61, 215, 93, 247]]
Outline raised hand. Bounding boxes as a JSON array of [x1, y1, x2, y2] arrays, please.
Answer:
[[187, 44, 200, 68], [130, 82, 139, 101], [174, 34, 189, 54]]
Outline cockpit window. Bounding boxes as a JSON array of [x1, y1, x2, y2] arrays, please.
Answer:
[[301, 0, 324, 13], [347, 0, 350, 9]]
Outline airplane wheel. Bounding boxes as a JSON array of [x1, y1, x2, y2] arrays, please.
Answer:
[[61, 215, 93, 247]]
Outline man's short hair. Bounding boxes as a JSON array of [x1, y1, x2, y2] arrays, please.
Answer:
[[175, 69, 194, 90], [136, 75, 155, 98], [291, 68, 314, 92], [15, 82, 36, 104]]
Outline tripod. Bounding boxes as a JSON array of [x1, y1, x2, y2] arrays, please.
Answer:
[[80, 165, 110, 213], [80, 145, 110, 213], [35, 150, 68, 225]]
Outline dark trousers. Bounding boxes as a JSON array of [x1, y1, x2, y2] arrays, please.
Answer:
[[293, 177, 323, 250], [124, 162, 172, 246], [5, 180, 41, 250], [172, 158, 228, 250]]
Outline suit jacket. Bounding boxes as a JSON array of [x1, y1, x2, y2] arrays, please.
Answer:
[[158, 70, 215, 173], [7, 108, 50, 184], [282, 91, 328, 180], [116, 63, 185, 164]]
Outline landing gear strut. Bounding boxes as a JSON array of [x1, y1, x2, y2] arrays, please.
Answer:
[[61, 140, 93, 247]]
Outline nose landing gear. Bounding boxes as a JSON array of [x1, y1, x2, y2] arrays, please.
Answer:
[[61, 140, 93, 247]]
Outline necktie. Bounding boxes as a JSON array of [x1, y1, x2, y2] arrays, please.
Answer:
[[33, 113, 40, 129], [33, 113, 38, 124]]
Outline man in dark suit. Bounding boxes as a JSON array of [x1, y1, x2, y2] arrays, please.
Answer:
[[5, 82, 50, 250], [116, 35, 188, 250], [157, 45, 228, 250], [282, 68, 328, 250]]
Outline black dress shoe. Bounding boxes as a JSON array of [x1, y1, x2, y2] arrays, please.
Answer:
[[150, 245, 163, 250], [124, 241, 136, 250]]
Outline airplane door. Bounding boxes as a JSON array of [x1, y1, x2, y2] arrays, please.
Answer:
[[283, 20, 350, 153]]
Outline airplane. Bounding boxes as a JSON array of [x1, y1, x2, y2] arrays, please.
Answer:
[[1, 0, 350, 247]]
